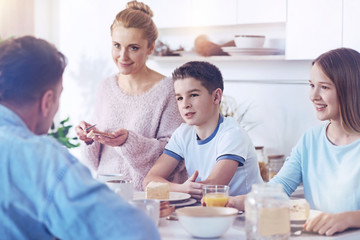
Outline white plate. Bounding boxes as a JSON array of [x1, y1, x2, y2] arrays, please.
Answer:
[[221, 47, 283, 55], [133, 191, 191, 202], [171, 198, 197, 208], [173, 51, 199, 57]]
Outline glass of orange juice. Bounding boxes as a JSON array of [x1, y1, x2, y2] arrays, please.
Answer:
[[202, 185, 230, 207]]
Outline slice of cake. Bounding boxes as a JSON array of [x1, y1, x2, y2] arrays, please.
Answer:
[[145, 181, 170, 199], [290, 199, 310, 221]]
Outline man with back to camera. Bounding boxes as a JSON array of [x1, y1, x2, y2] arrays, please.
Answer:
[[0, 36, 160, 240]]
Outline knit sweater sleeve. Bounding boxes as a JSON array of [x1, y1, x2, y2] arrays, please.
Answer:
[[113, 86, 183, 170]]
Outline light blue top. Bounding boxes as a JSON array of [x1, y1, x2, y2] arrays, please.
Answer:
[[0, 105, 160, 240], [270, 123, 360, 213], [164, 115, 263, 196]]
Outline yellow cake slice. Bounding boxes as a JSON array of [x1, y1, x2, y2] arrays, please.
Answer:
[[290, 199, 310, 221], [146, 181, 170, 199]]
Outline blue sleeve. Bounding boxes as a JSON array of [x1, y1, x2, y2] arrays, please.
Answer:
[[269, 137, 303, 196], [217, 154, 245, 166], [45, 154, 160, 240], [163, 124, 184, 160], [164, 149, 183, 162], [216, 125, 252, 162]]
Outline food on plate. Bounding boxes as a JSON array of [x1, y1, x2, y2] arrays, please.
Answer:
[[146, 181, 170, 199], [86, 129, 114, 139], [289, 199, 310, 221]]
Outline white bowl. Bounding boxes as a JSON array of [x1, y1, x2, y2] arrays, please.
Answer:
[[176, 206, 238, 238], [234, 35, 265, 48]]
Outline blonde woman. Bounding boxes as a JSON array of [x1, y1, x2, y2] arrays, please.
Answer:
[[76, 1, 187, 190]]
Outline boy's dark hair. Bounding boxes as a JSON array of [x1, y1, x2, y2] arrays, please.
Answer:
[[0, 36, 66, 105], [172, 61, 223, 94]]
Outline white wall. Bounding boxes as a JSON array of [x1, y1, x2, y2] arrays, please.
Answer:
[[0, 0, 322, 159], [52, 0, 323, 159], [0, 0, 34, 38]]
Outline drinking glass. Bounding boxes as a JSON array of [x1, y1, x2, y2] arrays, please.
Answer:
[[130, 199, 160, 226], [202, 185, 230, 207]]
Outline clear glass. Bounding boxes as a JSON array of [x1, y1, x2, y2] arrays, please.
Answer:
[[245, 184, 290, 240], [268, 155, 285, 180], [256, 146, 268, 182], [202, 185, 229, 207]]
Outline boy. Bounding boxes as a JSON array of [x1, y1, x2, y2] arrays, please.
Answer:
[[143, 61, 262, 199]]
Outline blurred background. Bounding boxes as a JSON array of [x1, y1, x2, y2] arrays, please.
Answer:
[[1, 0, 359, 162]]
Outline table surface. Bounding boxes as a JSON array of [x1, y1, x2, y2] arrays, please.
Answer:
[[158, 213, 360, 240]]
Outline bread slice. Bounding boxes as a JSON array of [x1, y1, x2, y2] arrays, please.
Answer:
[[86, 129, 114, 138], [290, 199, 310, 221], [146, 181, 170, 199]]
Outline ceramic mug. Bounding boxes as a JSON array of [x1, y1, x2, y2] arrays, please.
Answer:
[[130, 199, 160, 226], [106, 179, 133, 202]]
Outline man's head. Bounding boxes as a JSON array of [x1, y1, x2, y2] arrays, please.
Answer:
[[172, 61, 223, 127], [0, 36, 66, 134]]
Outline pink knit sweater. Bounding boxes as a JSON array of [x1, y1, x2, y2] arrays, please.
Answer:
[[82, 74, 188, 190]]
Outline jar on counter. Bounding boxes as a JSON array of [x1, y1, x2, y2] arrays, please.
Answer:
[[255, 146, 268, 182], [245, 184, 290, 240], [267, 155, 285, 181]]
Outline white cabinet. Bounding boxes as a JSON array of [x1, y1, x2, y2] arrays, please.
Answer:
[[141, 0, 193, 28], [143, 0, 286, 29], [286, 0, 342, 60], [343, 0, 360, 52], [190, 0, 237, 27], [236, 0, 286, 24], [144, 0, 237, 28]]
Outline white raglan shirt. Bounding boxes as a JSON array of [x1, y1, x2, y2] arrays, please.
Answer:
[[164, 115, 263, 196]]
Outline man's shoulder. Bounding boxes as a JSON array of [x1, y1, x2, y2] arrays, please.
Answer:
[[2, 127, 73, 161]]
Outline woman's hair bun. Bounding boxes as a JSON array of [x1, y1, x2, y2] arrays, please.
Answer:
[[126, 1, 153, 17]]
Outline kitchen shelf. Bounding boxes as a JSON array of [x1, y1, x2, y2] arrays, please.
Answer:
[[149, 55, 286, 62]]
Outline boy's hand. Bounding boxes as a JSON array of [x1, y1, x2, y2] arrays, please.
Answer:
[[225, 195, 246, 211], [181, 170, 203, 199]]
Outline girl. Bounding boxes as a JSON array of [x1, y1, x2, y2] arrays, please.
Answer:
[[227, 48, 360, 236]]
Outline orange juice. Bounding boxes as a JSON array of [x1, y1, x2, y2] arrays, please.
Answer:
[[203, 193, 229, 207]]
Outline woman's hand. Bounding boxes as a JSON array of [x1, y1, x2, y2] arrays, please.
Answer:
[[93, 128, 128, 147], [179, 171, 203, 199], [75, 121, 95, 145], [304, 211, 354, 236]]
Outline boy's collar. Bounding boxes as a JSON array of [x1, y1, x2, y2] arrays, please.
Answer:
[[196, 114, 224, 145]]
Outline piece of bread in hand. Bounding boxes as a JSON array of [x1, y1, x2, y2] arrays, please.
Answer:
[[86, 129, 114, 139]]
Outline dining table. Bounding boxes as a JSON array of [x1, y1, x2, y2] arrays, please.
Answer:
[[158, 212, 360, 240], [157, 197, 360, 240]]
